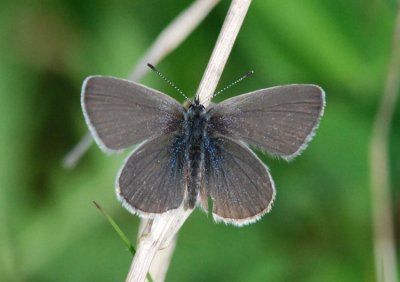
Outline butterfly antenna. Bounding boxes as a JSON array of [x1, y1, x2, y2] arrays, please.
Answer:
[[214, 70, 254, 97], [147, 63, 191, 103]]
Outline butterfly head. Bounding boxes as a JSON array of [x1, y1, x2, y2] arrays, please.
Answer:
[[187, 96, 206, 121], [190, 96, 205, 111]]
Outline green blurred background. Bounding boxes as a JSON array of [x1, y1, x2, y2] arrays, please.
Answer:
[[1, 0, 399, 281]]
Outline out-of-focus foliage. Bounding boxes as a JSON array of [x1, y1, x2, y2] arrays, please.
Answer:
[[0, 0, 399, 281]]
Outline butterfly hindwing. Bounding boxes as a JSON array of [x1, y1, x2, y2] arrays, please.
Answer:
[[116, 133, 187, 216], [200, 135, 275, 226]]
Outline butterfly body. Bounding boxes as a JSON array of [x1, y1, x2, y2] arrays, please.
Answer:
[[82, 75, 325, 226], [183, 99, 209, 208]]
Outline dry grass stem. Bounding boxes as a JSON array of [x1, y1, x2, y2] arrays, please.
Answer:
[[126, 1, 252, 281], [136, 218, 177, 282], [196, 0, 252, 107], [369, 5, 400, 282], [62, 132, 92, 168], [126, 206, 193, 282], [128, 0, 220, 81]]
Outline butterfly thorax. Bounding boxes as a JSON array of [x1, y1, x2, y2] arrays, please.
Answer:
[[184, 102, 209, 208]]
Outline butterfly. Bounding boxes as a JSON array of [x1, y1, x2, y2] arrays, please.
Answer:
[[81, 68, 325, 226]]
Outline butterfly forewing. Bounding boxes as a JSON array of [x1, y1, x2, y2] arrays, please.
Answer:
[[117, 133, 187, 215], [208, 84, 325, 160], [200, 135, 275, 226], [81, 76, 185, 152]]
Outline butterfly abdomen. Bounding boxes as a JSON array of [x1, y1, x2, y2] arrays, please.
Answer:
[[187, 141, 203, 208]]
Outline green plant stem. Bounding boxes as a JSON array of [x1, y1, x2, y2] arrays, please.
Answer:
[[93, 202, 154, 282]]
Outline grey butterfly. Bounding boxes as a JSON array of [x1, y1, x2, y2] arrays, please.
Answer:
[[81, 73, 325, 226]]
